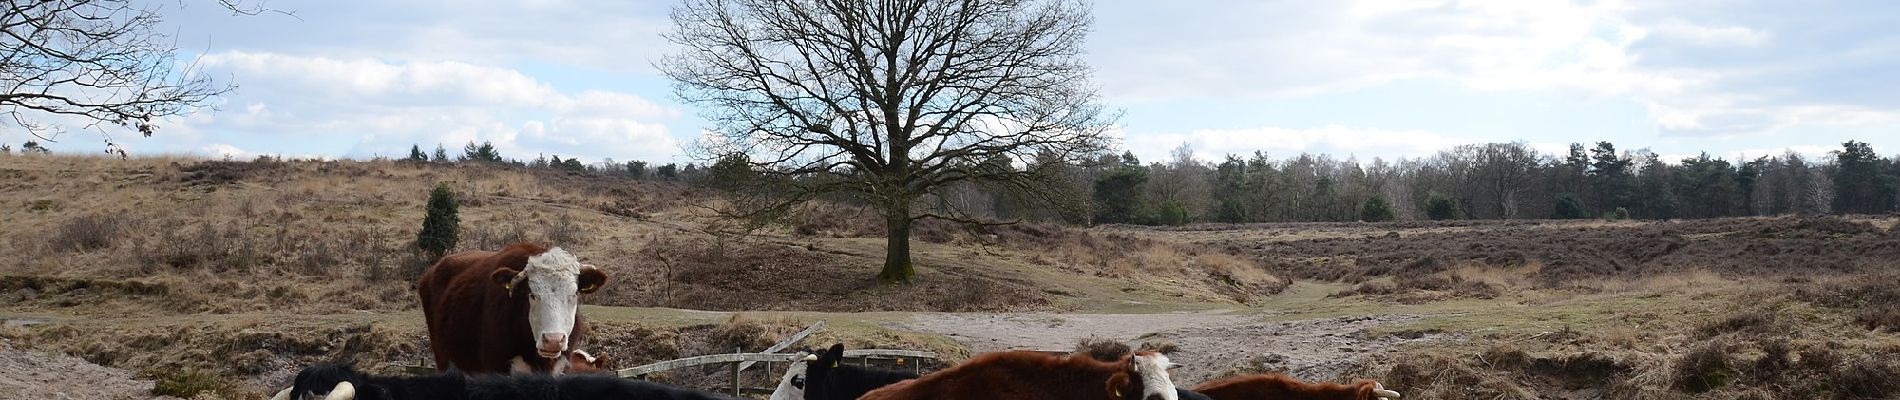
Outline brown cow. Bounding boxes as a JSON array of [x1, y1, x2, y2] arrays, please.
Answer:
[[1192, 374, 1401, 400], [418, 242, 608, 374], [857, 351, 1181, 400], [511, 349, 611, 375]]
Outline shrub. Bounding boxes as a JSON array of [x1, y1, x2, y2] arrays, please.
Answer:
[[1155, 202, 1189, 226], [1552, 193, 1587, 219], [151, 370, 229, 398], [1674, 341, 1733, 393], [1361, 195, 1396, 222], [48, 214, 124, 252], [1425, 193, 1461, 220], [416, 182, 460, 258], [1602, 207, 1631, 220], [1074, 338, 1131, 362], [1831, 358, 1900, 400]]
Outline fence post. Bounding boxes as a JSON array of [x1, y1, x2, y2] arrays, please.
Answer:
[[731, 347, 742, 397]]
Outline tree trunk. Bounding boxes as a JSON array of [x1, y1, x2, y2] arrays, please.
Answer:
[[878, 210, 915, 284]]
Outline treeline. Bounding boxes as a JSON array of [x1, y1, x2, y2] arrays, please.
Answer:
[[405, 140, 1899, 225], [401, 142, 712, 183], [938, 140, 1900, 224]]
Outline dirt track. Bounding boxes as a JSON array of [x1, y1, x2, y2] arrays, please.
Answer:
[[0, 339, 177, 400], [893, 311, 1432, 383]]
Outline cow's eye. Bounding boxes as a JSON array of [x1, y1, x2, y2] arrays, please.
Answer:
[[791, 376, 805, 389], [529, 294, 541, 301]]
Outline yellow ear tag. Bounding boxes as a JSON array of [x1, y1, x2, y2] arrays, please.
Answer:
[[831, 360, 839, 368], [580, 283, 597, 292]]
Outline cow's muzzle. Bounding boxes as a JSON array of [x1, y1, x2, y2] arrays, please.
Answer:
[[538, 332, 568, 358]]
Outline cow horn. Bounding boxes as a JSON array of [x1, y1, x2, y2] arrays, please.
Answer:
[[324, 382, 356, 400], [1372, 382, 1402, 399], [802, 354, 819, 361], [270, 387, 293, 400]]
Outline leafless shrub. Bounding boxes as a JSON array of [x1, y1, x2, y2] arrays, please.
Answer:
[[48, 214, 126, 252], [1830, 358, 1900, 400], [545, 213, 585, 246], [294, 239, 340, 277], [1073, 337, 1131, 362], [1674, 341, 1734, 393]]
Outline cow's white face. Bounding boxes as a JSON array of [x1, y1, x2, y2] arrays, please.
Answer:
[[499, 248, 606, 359], [768, 353, 815, 400], [1131, 353, 1180, 400]]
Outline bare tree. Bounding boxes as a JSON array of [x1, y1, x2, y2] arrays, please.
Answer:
[[1470, 142, 1541, 218], [2, 0, 237, 155], [662, 0, 1113, 283]]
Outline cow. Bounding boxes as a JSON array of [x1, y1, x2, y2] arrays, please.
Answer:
[[509, 350, 610, 376], [771, 345, 1212, 400], [1191, 374, 1401, 400], [797, 344, 922, 400], [857, 350, 1181, 400], [767, 352, 815, 400], [271, 364, 736, 400], [417, 242, 608, 374]]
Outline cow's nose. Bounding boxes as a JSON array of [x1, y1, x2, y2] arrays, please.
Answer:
[[540, 333, 567, 349]]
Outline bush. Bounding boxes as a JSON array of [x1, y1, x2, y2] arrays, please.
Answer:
[[1552, 193, 1587, 219], [1155, 202, 1189, 226], [1674, 341, 1733, 393], [48, 214, 124, 252], [416, 182, 460, 258], [151, 370, 230, 398], [1425, 193, 1461, 220], [1361, 195, 1396, 222], [1074, 337, 1131, 362], [1602, 207, 1631, 220]]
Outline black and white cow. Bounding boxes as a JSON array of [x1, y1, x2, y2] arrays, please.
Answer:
[[270, 364, 736, 400]]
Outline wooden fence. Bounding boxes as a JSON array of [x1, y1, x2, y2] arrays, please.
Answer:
[[394, 321, 940, 397]]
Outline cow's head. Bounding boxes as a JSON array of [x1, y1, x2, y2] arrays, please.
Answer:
[[1127, 352, 1181, 400], [803, 343, 848, 400], [769, 351, 817, 400], [490, 247, 607, 358]]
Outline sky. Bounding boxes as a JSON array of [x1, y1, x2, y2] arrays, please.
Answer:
[[22, 0, 1900, 165]]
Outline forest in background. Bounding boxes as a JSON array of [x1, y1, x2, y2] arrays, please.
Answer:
[[367, 139, 1899, 225]]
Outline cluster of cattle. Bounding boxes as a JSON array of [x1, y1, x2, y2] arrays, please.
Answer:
[[271, 243, 1402, 400]]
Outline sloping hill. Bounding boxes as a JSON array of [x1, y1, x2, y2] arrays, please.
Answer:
[[1, 154, 1285, 317]]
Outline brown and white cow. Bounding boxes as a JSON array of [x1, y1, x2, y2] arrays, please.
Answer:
[[1192, 374, 1401, 400], [417, 242, 608, 374], [857, 350, 1181, 400]]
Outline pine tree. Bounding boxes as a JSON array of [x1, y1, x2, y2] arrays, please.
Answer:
[[431, 145, 449, 163], [407, 145, 428, 163], [1425, 192, 1462, 220], [1360, 195, 1396, 222], [1552, 193, 1588, 219], [626, 161, 648, 180], [416, 183, 460, 258]]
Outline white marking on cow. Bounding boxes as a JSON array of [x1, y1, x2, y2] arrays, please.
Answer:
[[519, 247, 585, 358], [509, 356, 532, 374], [1131, 353, 1179, 400], [769, 352, 814, 400]]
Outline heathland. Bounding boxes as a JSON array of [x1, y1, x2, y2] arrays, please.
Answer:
[[2, 155, 1896, 399]]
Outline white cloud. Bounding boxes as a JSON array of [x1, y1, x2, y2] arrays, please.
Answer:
[[1122, 125, 1471, 164], [170, 51, 681, 163], [1091, 0, 1900, 138]]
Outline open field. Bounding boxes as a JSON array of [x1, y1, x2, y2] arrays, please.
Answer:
[[3, 155, 1899, 399]]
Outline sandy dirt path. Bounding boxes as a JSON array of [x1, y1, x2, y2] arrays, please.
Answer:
[[0, 339, 179, 400], [891, 311, 1433, 384]]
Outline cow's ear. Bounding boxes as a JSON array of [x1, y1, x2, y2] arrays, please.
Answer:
[[1106, 373, 1131, 398], [823, 343, 845, 367], [492, 268, 520, 289], [577, 264, 607, 294]]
